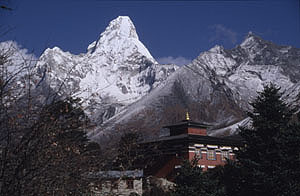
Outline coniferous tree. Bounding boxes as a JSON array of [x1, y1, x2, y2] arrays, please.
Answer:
[[230, 83, 300, 196]]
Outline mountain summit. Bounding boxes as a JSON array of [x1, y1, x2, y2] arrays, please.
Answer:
[[240, 32, 265, 48], [102, 16, 139, 39], [35, 16, 177, 124], [87, 16, 155, 64]]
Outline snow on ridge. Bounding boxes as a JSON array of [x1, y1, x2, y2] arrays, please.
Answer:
[[103, 16, 139, 40], [194, 47, 236, 76], [209, 118, 250, 137], [208, 45, 224, 53], [0, 40, 37, 68]]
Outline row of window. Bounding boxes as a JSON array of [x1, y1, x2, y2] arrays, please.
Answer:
[[195, 149, 230, 161]]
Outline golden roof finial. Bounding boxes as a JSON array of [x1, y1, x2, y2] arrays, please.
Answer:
[[186, 111, 190, 121]]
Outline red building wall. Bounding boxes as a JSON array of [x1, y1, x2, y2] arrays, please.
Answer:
[[153, 153, 189, 180], [188, 151, 235, 171], [187, 127, 207, 136], [152, 149, 235, 180]]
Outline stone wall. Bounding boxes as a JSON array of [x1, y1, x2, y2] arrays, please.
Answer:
[[91, 178, 142, 196]]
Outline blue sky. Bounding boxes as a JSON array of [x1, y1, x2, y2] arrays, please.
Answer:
[[1, 0, 299, 65]]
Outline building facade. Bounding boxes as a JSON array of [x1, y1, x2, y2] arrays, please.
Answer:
[[142, 116, 243, 181]]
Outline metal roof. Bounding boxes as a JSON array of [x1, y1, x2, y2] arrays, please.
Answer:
[[87, 170, 143, 179]]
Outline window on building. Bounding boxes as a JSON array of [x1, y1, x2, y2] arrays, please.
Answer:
[[221, 151, 229, 161], [126, 179, 134, 189], [195, 148, 202, 159], [207, 149, 216, 160]]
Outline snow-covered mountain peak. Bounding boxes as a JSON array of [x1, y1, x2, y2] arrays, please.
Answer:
[[240, 32, 266, 49], [106, 16, 138, 39], [33, 16, 178, 124], [238, 32, 276, 64], [43, 46, 65, 56], [86, 16, 155, 63], [209, 45, 225, 53], [193, 44, 236, 76]]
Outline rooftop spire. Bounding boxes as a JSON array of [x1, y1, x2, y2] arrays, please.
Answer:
[[186, 111, 190, 121]]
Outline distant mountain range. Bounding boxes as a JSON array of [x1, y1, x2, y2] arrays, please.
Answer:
[[2, 16, 300, 142]]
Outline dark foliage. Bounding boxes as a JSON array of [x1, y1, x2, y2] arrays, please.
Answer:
[[172, 159, 224, 196], [0, 98, 103, 195], [115, 132, 142, 170], [225, 83, 300, 196]]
